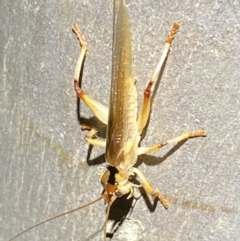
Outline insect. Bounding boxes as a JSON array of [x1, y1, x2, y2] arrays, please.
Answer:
[[9, 0, 207, 240]]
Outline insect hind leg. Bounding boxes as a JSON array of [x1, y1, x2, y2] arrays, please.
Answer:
[[137, 22, 180, 134], [72, 23, 109, 125]]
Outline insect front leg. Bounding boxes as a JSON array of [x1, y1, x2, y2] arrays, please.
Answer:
[[72, 23, 109, 125], [138, 22, 180, 134], [133, 167, 169, 209]]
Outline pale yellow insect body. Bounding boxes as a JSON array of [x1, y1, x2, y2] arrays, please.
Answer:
[[9, 1, 206, 240]]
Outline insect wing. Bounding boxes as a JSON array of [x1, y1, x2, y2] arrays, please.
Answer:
[[106, 0, 140, 170]]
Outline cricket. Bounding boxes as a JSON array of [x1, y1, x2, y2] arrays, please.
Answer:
[[9, 0, 207, 240]]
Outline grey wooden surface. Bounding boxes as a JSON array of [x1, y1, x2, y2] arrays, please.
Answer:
[[1, 0, 239, 240]]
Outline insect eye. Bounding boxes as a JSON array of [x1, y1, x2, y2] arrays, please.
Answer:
[[115, 190, 122, 197]]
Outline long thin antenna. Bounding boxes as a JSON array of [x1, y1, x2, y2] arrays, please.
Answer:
[[9, 196, 103, 241], [103, 202, 112, 241]]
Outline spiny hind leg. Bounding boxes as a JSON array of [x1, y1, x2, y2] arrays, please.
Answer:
[[81, 124, 106, 147], [72, 23, 88, 86], [137, 22, 180, 134], [72, 23, 108, 125], [133, 167, 169, 209], [137, 130, 207, 155]]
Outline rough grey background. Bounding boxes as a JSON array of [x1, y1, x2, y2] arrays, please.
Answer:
[[1, 0, 239, 241]]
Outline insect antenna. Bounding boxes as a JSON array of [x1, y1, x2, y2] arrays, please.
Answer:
[[103, 201, 112, 241], [9, 196, 103, 241]]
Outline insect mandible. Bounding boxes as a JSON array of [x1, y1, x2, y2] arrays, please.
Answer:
[[9, 0, 207, 240]]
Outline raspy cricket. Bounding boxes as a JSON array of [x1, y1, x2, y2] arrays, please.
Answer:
[[9, 0, 207, 240]]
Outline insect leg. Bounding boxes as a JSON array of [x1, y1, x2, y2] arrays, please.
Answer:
[[133, 167, 169, 209], [137, 130, 207, 155], [72, 23, 109, 124], [81, 124, 106, 147], [138, 22, 180, 134]]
